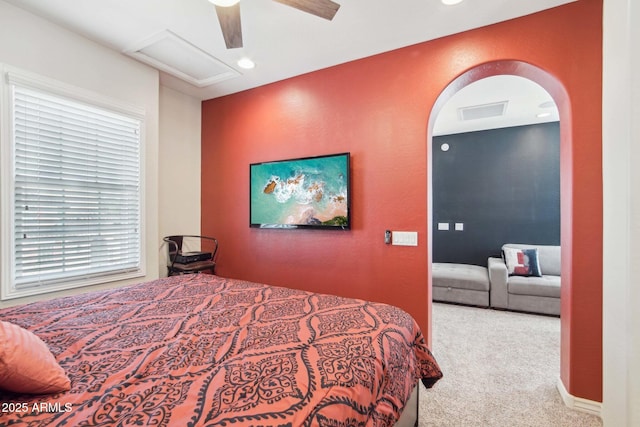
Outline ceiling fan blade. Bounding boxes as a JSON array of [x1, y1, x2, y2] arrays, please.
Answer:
[[273, 0, 340, 21], [215, 4, 243, 49]]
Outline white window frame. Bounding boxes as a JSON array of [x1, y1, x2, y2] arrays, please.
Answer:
[[0, 65, 146, 300]]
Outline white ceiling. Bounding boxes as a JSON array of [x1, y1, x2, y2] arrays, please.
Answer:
[[433, 75, 559, 136], [4, 0, 569, 133]]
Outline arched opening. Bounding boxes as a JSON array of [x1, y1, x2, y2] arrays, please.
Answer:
[[426, 60, 575, 404], [431, 74, 560, 270]]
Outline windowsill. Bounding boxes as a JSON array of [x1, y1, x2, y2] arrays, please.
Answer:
[[1, 269, 145, 302]]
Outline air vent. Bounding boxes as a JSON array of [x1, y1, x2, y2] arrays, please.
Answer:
[[458, 101, 508, 121], [124, 30, 240, 88]]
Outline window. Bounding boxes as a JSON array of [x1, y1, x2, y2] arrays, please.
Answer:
[[1, 69, 145, 299]]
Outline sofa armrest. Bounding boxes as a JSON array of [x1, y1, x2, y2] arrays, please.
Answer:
[[488, 257, 509, 309]]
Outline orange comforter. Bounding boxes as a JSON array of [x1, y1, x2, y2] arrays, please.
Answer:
[[0, 275, 441, 426]]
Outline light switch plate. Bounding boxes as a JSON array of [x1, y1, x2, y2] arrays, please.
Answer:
[[392, 231, 418, 246], [455, 222, 464, 231], [438, 222, 450, 231]]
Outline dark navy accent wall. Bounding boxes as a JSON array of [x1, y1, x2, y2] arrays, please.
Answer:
[[433, 122, 560, 266]]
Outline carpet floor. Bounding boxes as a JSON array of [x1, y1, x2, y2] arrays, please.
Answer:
[[418, 303, 602, 426]]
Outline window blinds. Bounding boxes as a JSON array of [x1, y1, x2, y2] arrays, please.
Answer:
[[12, 85, 142, 289]]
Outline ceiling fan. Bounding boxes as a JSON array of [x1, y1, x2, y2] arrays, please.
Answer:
[[208, 0, 341, 49]]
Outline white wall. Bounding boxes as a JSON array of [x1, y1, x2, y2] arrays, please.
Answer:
[[602, 0, 640, 425], [158, 86, 202, 277], [0, 1, 161, 307]]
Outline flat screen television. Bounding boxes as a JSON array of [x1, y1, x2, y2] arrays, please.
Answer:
[[250, 152, 350, 229]]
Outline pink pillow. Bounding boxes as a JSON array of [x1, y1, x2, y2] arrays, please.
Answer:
[[0, 320, 71, 394]]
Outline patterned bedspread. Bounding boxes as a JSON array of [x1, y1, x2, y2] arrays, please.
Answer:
[[0, 274, 442, 426]]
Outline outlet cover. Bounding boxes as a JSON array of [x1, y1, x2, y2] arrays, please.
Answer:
[[392, 231, 418, 246]]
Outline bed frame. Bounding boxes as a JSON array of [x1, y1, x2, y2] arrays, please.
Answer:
[[396, 385, 419, 427]]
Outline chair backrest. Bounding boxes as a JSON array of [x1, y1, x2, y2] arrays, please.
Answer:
[[163, 235, 219, 267], [164, 236, 183, 264]]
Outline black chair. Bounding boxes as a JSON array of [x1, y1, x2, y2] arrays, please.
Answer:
[[163, 235, 218, 276]]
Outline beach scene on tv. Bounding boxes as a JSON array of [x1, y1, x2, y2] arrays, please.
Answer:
[[250, 154, 349, 228]]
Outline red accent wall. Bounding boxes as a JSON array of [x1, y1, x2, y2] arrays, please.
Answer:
[[202, 0, 603, 401]]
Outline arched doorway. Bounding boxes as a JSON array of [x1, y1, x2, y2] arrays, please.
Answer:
[[431, 74, 560, 267], [426, 60, 592, 410]]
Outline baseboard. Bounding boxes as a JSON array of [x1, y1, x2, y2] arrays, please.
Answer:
[[556, 377, 602, 418]]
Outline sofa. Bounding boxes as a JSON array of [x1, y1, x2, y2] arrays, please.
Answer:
[[488, 243, 561, 316], [432, 263, 490, 307]]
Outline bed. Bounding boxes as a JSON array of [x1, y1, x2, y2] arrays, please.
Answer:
[[0, 274, 442, 426]]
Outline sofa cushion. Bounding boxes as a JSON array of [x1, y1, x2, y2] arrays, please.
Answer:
[[536, 245, 561, 276], [432, 263, 490, 292], [508, 275, 561, 298], [503, 247, 542, 277]]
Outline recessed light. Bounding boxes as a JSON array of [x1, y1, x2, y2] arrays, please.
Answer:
[[442, 0, 464, 5], [537, 112, 552, 118], [237, 57, 255, 69], [539, 100, 556, 108]]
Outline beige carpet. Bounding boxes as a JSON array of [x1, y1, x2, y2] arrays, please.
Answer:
[[418, 303, 602, 426]]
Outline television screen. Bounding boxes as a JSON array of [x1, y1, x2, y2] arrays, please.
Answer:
[[250, 152, 350, 229]]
